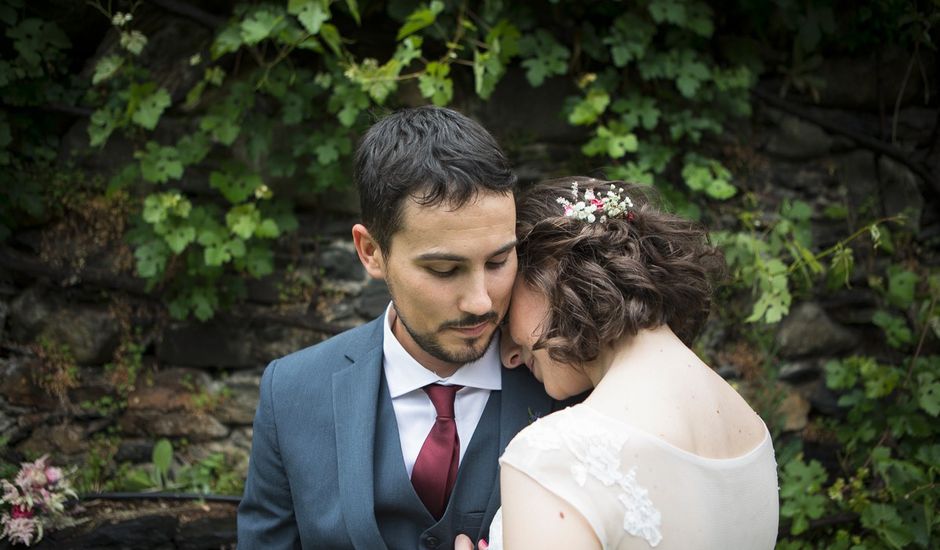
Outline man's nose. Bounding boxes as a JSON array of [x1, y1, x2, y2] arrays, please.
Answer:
[[500, 328, 523, 368], [460, 273, 493, 316]]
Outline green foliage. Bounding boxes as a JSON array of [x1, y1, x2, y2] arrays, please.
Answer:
[[775, 261, 940, 547], [3, 1, 939, 544]]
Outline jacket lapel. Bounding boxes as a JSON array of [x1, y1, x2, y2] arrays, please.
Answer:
[[332, 320, 388, 550]]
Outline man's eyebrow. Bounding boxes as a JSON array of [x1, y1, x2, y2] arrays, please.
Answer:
[[415, 240, 517, 262]]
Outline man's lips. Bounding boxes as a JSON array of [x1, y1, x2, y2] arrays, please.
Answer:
[[451, 322, 490, 338]]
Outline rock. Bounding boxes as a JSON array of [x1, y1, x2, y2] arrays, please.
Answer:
[[776, 302, 857, 359], [250, 326, 323, 365], [0, 298, 8, 338], [822, 288, 880, 325], [778, 387, 811, 432], [355, 278, 391, 320], [119, 411, 229, 441], [879, 156, 923, 230], [157, 322, 256, 369], [319, 242, 365, 281], [768, 160, 835, 194], [763, 111, 835, 159], [126, 367, 210, 411], [835, 150, 881, 217], [809, 378, 844, 417], [8, 287, 121, 365], [212, 380, 260, 426], [778, 360, 823, 383], [115, 439, 155, 464], [812, 48, 937, 110], [0, 356, 57, 409], [17, 422, 89, 456], [23, 499, 238, 550]]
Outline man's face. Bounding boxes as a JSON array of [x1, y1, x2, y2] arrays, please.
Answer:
[[367, 192, 517, 376]]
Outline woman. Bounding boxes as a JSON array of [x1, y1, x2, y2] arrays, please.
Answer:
[[458, 177, 778, 549]]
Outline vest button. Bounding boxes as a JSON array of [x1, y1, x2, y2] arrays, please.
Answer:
[[425, 535, 440, 548]]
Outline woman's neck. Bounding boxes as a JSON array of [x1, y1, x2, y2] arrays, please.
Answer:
[[586, 324, 689, 388]]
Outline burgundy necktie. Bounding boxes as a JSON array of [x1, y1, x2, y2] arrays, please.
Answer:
[[411, 384, 462, 520]]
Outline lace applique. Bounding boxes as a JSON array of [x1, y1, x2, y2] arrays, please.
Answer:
[[521, 409, 664, 547]]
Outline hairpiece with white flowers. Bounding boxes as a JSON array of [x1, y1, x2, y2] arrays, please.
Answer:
[[555, 182, 635, 223]]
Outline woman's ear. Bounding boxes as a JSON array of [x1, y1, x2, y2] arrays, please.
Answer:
[[352, 224, 387, 280]]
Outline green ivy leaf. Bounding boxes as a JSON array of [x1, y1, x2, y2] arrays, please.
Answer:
[[163, 224, 196, 254], [177, 132, 211, 166], [289, 0, 331, 35], [681, 155, 736, 199], [255, 219, 280, 239], [88, 107, 119, 147], [397, 0, 444, 40], [860, 503, 914, 549], [917, 378, 940, 417], [210, 168, 263, 204], [226, 204, 261, 239], [238, 245, 275, 278], [241, 10, 282, 45], [134, 240, 170, 278], [827, 245, 854, 289], [92, 55, 124, 85], [136, 142, 184, 183], [346, 57, 400, 104], [143, 192, 191, 225], [825, 358, 859, 390], [604, 13, 655, 67], [519, 30, 570, 87], [131, 86, 171, 130], [314, 142, 340, 165], [685, 1, 715, 37], [612, 94, 661, 131], [211, 24, 243, 60], [486, 19, 521, 63], [473, 49, 503, 100], [649, 0, 686, 25], [120, 30, 147, 56], [779, 455, 828, 535], [417, 61, 453, 106], [861, 359, 901, 399], [872, 310, 913, 349], [568, 88, 610, 126], [886, 266, 917, 309], [675, 50, 711, 98]]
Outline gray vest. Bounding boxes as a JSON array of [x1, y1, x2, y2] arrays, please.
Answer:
[[374, 376, 501, 550]]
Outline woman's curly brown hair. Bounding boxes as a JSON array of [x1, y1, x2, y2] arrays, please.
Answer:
[[515, 177, 725, 365]]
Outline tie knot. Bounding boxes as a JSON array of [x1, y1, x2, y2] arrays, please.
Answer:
[[424, 384, 461, 418]]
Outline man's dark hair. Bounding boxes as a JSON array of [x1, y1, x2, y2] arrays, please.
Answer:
[[354, 106, 516, 252]]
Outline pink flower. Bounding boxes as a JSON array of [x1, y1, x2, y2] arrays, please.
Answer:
[[590, 198, 604, 210], [1, 514, 38, 546], [563, 205, 573, 215], [44, 467, 62, 485], [11, 505, 32, 520]]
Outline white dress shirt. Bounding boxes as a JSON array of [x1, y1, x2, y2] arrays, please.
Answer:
[[382, 303, 502, 477]]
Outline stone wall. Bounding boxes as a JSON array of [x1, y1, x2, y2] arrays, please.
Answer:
[[0, 13, 937, 545]]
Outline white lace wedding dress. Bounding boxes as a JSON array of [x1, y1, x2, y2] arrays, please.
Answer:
[[487, 405, 779, 549]]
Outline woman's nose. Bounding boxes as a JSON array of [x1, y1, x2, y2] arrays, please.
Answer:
[[499, 327, 523, 368]]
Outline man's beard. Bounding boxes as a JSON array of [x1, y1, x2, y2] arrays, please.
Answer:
[[393, 304, 500, 365]]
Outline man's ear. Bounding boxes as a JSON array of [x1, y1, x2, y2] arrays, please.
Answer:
[[352, 224, 387, 279]]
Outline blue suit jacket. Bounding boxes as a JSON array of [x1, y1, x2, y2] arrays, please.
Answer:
[[237, 316, 555, 549]]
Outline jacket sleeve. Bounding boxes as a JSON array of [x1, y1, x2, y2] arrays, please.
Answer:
[[237, 360, 301, 549]]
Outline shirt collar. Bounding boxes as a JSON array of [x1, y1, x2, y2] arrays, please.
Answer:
[[382, 302, 502, 398]]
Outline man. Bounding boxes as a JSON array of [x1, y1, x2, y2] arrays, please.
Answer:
[[237, 106, 555, 549]]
